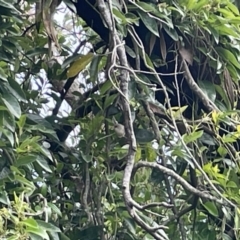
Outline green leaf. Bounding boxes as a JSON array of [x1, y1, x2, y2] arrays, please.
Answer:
[[27, 113, 54, 129], [0, 191, 10, 205], [144, 143, 157, 162], [36, 220, 61, 232], [206, 25, 219, 44], [183, 130, 203, 144], [80, 151, 93, 163], [59, 233, 71, 240], [7, 78, 26, 101], [113, 8, 127, 24], [125, 45, 136, 58], [26, 48, 49, 57], [48, 232, 60, 240], [142, 52, 154, 69], [15, 154, 37, 167], [0, 67, 8, 81], [198, 80, 216, 103], [89, 55, 102, 82], [17, 114, 26, 129], [21, 218, 38, 229], [1, 92, 21, 118], [163, 25, 179, 41], [216, 47, 240, 69], [36, 156, 52, 173], [137, 11, 159, 37], [48, 203, 62, 217], [14, 175, 35, 189], [135, 129, 155, 143], [0, 167, 10, 180], [227, 2, 239, 15], [135, 1, 156, 12], [2, 128, 14, 146], [0, 0, 20, 13], [26, 227, 49, 240], [215, 85, 231, 110], [61, 53, 81, 69], [226, 181, 237, 188], [104, 93, 118, 109], [217, 146, 228, 157], [67, 53, 94, 78], [202, 201, 219, 217], [100, 80, 112, 95], [28, 233, 46, 240], [28, 124, 57, 138], [193, 0, 209, 11]]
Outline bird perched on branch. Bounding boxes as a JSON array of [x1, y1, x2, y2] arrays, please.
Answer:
[[112, 117, 125, 138]]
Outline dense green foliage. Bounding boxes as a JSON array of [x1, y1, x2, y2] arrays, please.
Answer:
[[1, 0, 240, 240]]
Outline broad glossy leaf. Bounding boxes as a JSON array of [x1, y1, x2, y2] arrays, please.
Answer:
[[198, 80, 216, 103], [0, 191, 10, 205], [48, 202, 62, 217], [200, 133, 216, 146], [26, 227, 49, 240], [2, 128, 14, 146], [183, 130, 203, 144], [89, 55, 102, 82], [36, 220, 60, 232], [14, 175, 35, 189], [59, 233, 71, 240], [80, 151, 93, 163], [27, 113, 56, 132], [163, 25, 179, 41], [113, 7, 126, 24], [135, 129, 155, 143], [0, 67, 7, 81], [215, 85, 231, 110], [193, 0, 209, 11], [0, 167, 10, 180], [0, 0, 20, 13], [142, 52, 154, 69], [1, 110, 15, 132], [137, 11, 159, 36], [100, 80, 112, 95], [216, 47, 240, 69], [104, 93, 118, 109], [202, 201, 219, 217], [21, 218, 38, 229], [26, 48, 49, 57], [135, 1, 156, 12], [61, 53, 81, 69], [159, 30, 167, 61], [227, 1, 239, 15], [67, 53, 94, 78], [36, 155, 52, 173], [7, 78, 26, 102], [28, 125, 57, 139], [125, 45, 136, 58], [15, 155, 37, 167], [206, 25, 219, 44], [144, 143, 157, 161], [217, 146, 228, 157], [1, 92, 21, 118]]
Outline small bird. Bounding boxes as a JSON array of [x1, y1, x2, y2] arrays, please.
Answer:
[[112, 117, 125, 138], [114, 122, 125, 138]]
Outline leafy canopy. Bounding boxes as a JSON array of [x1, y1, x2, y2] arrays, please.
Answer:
[[1, 0, 240, 240]]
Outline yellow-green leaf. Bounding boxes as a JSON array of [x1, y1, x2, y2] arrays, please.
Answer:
[[67, 53, 94, 78], [202, 201, 219, 217], [216, 47, 240, 69]]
